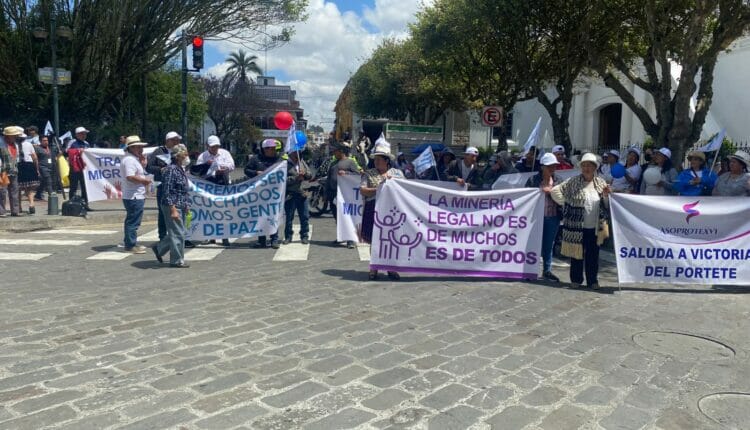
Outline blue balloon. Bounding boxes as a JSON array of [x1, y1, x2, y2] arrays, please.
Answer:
[[293, 130, 307, 151], [611, 163, 626, 179]]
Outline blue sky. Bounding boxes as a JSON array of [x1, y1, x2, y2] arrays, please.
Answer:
[[201, 0, 432, 128]]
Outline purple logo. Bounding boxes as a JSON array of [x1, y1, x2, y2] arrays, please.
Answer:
[[682, 201, 700, 224]]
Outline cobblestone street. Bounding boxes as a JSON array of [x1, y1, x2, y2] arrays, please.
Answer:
[[0, 217, 748, 429]]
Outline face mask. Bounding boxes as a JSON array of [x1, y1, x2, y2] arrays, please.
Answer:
[[181, 157, 191, 167]]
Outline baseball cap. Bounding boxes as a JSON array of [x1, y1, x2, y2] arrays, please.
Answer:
[[551, 145, 565, 154], [540, 153, 560, 166], [627, 147, 641, 157], [657, 147, 672, 159], [262, 138, 278, 148], [606, 149, 620, 159], [75, 126, 89, 134], [165, 131, 181, 141], [464, 147, 479, 156], [207, 135, 221, 147]]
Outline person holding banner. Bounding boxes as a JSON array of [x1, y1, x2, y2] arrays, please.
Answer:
[[360, 144, 404, 280], [551, 153, 611, 289], [326, 141, 362, 249], [121, 136, 151, 254], [673, 151, 717, 196], [640, 148, 678, 195], [446, 147, 482, 190], [712, 150, 750, 196], [245, 139, 283, 249], [526, 153, 562, 282], [482, 150, 517, 186], [152, 144, 191, 268], [147, 131, 181, 242], [283, 150, 313, 244]]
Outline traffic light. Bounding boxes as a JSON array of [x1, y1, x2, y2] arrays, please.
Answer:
[[192, 36, 204, 70]]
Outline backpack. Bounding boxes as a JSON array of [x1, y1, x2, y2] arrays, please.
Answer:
[[61, 196, 87, 217]]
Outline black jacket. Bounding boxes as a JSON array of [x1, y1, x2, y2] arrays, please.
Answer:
[[146, 146, 170, 182], [446, 159, 482, 190], [245, 153, 280, 178], [286, 158, 312, 197]]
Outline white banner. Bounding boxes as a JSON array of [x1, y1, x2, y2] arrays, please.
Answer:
[[370, 179, 544, 279], [187, 161, 287, 240], [413, 146, 436, 175], [611, 194, 750, 285], [492, 169, 580, 190], [336, 174, 363, 243], [82, 148, 156, 201]]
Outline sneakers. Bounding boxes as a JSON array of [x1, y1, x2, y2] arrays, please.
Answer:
[[271, 241, 280, 249], [28, 207, 35, 215], [590, 283, 601, 290], [282, 239, 291, 245], [170, 262, 190, 268], [301, 238, 309, 245], [347, 241, 356, 249], [184, 240, 196, 248], [252, 241, 267, 249], [126, 246, 146, 254], [542, 271, 560, 282]]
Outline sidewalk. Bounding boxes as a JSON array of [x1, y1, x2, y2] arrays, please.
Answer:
[[0, 196, 159, 232]]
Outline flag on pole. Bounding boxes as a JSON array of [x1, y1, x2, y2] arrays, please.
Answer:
[[44, 121, 54, 136], [695, 129, 726, 152], [413, 146, 436, 175], [284, 120, 297, 153], [374, 132, 387, 148], [523, 117, 542, 154]]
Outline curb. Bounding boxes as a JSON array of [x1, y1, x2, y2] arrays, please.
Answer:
[[0, 211, 159, 233]]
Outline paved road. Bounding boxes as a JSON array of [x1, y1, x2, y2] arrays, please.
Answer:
[[0, 215, 748, 429]]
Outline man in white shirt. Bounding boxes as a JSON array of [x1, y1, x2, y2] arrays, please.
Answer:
[[196, 135, 235, 185], [121, 136, 152, 254]]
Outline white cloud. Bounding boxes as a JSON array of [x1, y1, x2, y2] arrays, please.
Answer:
[[207, 0, 430, 128]]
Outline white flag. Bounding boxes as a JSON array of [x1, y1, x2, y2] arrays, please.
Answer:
[[374, 132, 387, 148], [413, 146, 436, 175], [523, 117, 542, 154], [44, 121, 54, 136], [695, 129, 726, 153], [284, 120, 297, 153]]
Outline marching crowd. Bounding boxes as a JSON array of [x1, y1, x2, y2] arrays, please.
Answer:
[[3, 124, 750, 284]]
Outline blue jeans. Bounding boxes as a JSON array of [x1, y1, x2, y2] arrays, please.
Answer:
[[284, 193, 310, 240], [156, 205, 186, 264], [122, 198, 145, 249], [542, 216, 560, 273]]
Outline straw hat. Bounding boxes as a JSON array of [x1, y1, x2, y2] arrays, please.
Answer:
[[729, 150, 750, 169], [687, 150, 706, 162], [125, 135, 147, 147], [580, 153, 599, 168]]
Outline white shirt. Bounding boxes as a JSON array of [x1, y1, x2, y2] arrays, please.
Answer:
[[582, 182, 601, 228], [197, 148, 235, 177], [459, 160, 475, 180], [121, 154, 146, 200], [20, 141, 36, 162], [611, 164, 642, 192]]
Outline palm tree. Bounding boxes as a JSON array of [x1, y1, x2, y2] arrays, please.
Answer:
[[225, 50, 263, 88]]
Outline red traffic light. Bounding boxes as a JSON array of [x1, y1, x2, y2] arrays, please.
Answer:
[[192, 36, 204, 48]]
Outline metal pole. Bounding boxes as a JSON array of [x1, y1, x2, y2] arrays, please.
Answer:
[[48, 12, 60, 215], [181, 30, 188, 143]]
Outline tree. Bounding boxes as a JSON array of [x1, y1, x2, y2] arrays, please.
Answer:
[[588, 0, 750, 162], [224, 49, 263, 88], [0, 0, 307, 128]]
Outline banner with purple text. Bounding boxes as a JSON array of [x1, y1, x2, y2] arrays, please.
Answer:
[[336, 174, 364, 243], [611, 194, 750, 285], [82, 148, 156, 201], [370, 179, 544, 279]]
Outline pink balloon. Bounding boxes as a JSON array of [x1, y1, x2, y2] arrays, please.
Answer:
[[274, 111, 294, 130]]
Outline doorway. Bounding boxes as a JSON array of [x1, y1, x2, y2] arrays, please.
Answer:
[[598, 104, 622, 150]]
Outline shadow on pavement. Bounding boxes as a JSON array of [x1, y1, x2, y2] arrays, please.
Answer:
[[130, 260, 164, 270]]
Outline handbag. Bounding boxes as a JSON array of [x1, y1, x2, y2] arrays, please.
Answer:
[[0, 172, 9, 187]]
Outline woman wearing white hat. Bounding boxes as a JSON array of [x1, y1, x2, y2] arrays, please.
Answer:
[[551, 153, 611, 289], [360, 143, 404, 281], [640, 148, 678, 195], [610, 148, 642, 193], [674, 150, 717, 196], [712, 150, 750, 196], [526, 153, 562, 282]]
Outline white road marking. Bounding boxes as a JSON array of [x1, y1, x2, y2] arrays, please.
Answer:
[[139, 229, 160, 242], [358, 244, 371, 261], [0, 252, 51, 261], [0, 239, 88, 246], [184, 248, 225, 261], [86, 251, 132, 261], [31, 229, 118, 235], [273, 225, 313, 262]]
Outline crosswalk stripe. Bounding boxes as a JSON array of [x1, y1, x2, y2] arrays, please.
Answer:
[[273, 225, 313, 262], [185, 248, 225, 261], [0, 239, 88, 246], [139, 229, 159, 242], [32, 229, 118, 235], [358, 244, 371, 261], [86, 251, 131, 261], [0, 252, 51, 261]]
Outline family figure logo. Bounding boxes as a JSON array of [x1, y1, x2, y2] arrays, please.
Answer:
[[374, 206, 423, 261], [682, 201, 701, 224]]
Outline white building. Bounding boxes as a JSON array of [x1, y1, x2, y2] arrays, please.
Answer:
[[510, 37, 750, 153]]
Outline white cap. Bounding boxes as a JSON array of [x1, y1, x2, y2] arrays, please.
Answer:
[[540, 152, 560, 166], [262, 138, 277, 148], [607, 149, 620, 158], [207, 135, 221, 147], [75, 126, 89, 134], [551, 145, 565, 154], [464, 147, 479, 156], [627, 147, 641, 157], [657, 147, 672, 159], [580, 152, 600, 168], [165, 131, 181, 141]]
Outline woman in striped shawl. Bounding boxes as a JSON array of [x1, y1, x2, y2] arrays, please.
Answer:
[[551, 153, 611, 289]]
